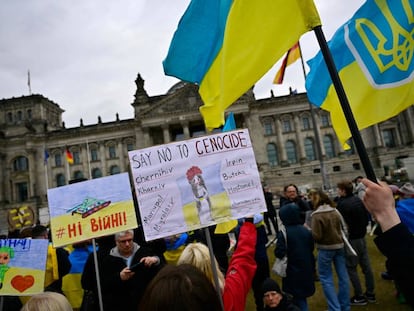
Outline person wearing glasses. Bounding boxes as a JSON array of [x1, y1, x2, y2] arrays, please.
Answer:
[[100, 229, 162, 311]]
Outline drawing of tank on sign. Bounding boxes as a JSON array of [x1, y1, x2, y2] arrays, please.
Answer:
[[66, 197, 111, 218]]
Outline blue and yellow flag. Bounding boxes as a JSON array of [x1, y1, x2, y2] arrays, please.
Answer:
[[164, 0, 321, 130], [306, 0, 414, 148]]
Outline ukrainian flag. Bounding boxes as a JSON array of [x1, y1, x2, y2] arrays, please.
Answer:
[[306, 0, 414, 148], [164, 0, 321, 130]]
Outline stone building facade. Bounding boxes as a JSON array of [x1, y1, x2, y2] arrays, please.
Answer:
[[1, 74, 414, 231]]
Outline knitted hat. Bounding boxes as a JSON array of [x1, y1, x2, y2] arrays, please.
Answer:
[[398, 182, 414, 196], [262, 277, 281, 296]]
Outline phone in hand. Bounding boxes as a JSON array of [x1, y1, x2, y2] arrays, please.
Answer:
[[129, 261, 143, 272]]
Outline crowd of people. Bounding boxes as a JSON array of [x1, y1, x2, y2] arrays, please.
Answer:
[[1, 177, 414, 311]]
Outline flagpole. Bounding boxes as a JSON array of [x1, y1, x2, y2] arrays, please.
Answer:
[[86, 139, 92, 179], [298, 42, 331, 190], [44, 146, 49, 190], [312, 25, 377, 182], [66, 155, 70, 184], [28, 70, 32, 95]]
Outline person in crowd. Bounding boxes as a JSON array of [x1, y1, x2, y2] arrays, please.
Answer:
[[32, 225, 72, 294], [81, 234, 115, 311], [395, 182, 414, 233], [336, 180, 375, 305], [279, 184, 310, 224], [275, 203, 315, 310], [163, 232, 189, 265], [21, 292, 73, 311], [362, 178, 414, 308], [262, 277, 300, 311], [100, 229, 162, 311], [139, 263, 222, 311], [353, 176, 366, 200], [263, 186, 279, 235], [177, 218, 257, 311], [310, 189, 350, 311], [250, 214, 271, 311], [62, 241, 93, 309]]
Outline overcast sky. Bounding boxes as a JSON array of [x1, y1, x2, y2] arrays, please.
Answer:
[[0, 0, 365, 128]]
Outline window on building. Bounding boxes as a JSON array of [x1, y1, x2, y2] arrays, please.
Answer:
[[56, 174, 65, 187], [282, 119, 292, 133], [27, 109, 32, 120], [74, 171, 84, 179], [16, 182, 28, 202], [13, 156, 29, 171], [323, 135, 336, 159], [344, 139, 355, 155], [17, 111, 23, 121], [73, 151, 81, 164], [286, 140, 298, 164], [192, 131, 205, 138], [109, 146, 117, 159], [333, 165, 341, 172], [91, 149, 99, 161], [382, 129, 396, 147], [7, 112, 13, 123], [126, 143, 134, 152], [263, 120, 274, 135], [302, 116, 311, 130], [266, 143, 278, 167], [304, 138, 316, 160], [353, 163, 361, 170], [92, 168, 102, 179], [321, 114, 330, 127], [110, 165, 120, 175], [55, 153, 62, 167]]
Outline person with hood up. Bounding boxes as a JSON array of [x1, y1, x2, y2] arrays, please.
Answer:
[[274, 203, 315, 310]]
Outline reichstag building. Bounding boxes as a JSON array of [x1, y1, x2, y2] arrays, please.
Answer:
[[1, 74, 414, 231]]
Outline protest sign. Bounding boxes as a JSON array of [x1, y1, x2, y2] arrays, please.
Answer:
[[0, 238, 48, 296], [129, 129, 265, 241], [48, 173, 137, 247]]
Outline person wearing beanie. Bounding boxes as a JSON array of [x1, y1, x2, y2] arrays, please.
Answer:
[[262, 278, 300, 311]]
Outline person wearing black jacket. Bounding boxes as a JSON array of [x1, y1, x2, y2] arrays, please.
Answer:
[[262, 277, 300, 311], [99, 230, 162, 311], [362, 178, 414, 309], [336, 180, 375, 306]]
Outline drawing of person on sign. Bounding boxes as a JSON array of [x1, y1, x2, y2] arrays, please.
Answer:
[[186, 166, 213, 225], [0, 246, 14, 289]]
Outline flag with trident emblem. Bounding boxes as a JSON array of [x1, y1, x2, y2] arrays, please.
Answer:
[[306, 0, 414, 148]]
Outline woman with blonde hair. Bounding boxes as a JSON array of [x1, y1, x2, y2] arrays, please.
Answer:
[[177, 219, 257, 311], [21, 292, 72, 311]]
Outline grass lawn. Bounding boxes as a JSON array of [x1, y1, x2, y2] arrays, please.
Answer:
[[244, 233, 411, 310]]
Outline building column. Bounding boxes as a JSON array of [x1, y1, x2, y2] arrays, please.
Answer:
[[99, 143, 107, 177], [372, 124, 383, 147], [275, 118, 287, 163], [82, 144, 91, 179], [293, 115, 306, 162], [405, 108, 414, 144], [162, 124, 170, 143], [182, 121, 190, 139], [314, 114, 326, 158], [118, 140, 125, 172]]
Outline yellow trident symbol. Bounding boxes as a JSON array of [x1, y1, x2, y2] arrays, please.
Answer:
[[355, 0, 414, 73]]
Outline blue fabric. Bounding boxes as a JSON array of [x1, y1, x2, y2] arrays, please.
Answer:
[[163, 0, 233, 84], [222, 112, 236, 131], [318, 248, 350, 311], [396, 198, 414, 234]]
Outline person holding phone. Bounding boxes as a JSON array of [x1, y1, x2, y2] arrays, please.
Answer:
[[100, 230, 163, 311]]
